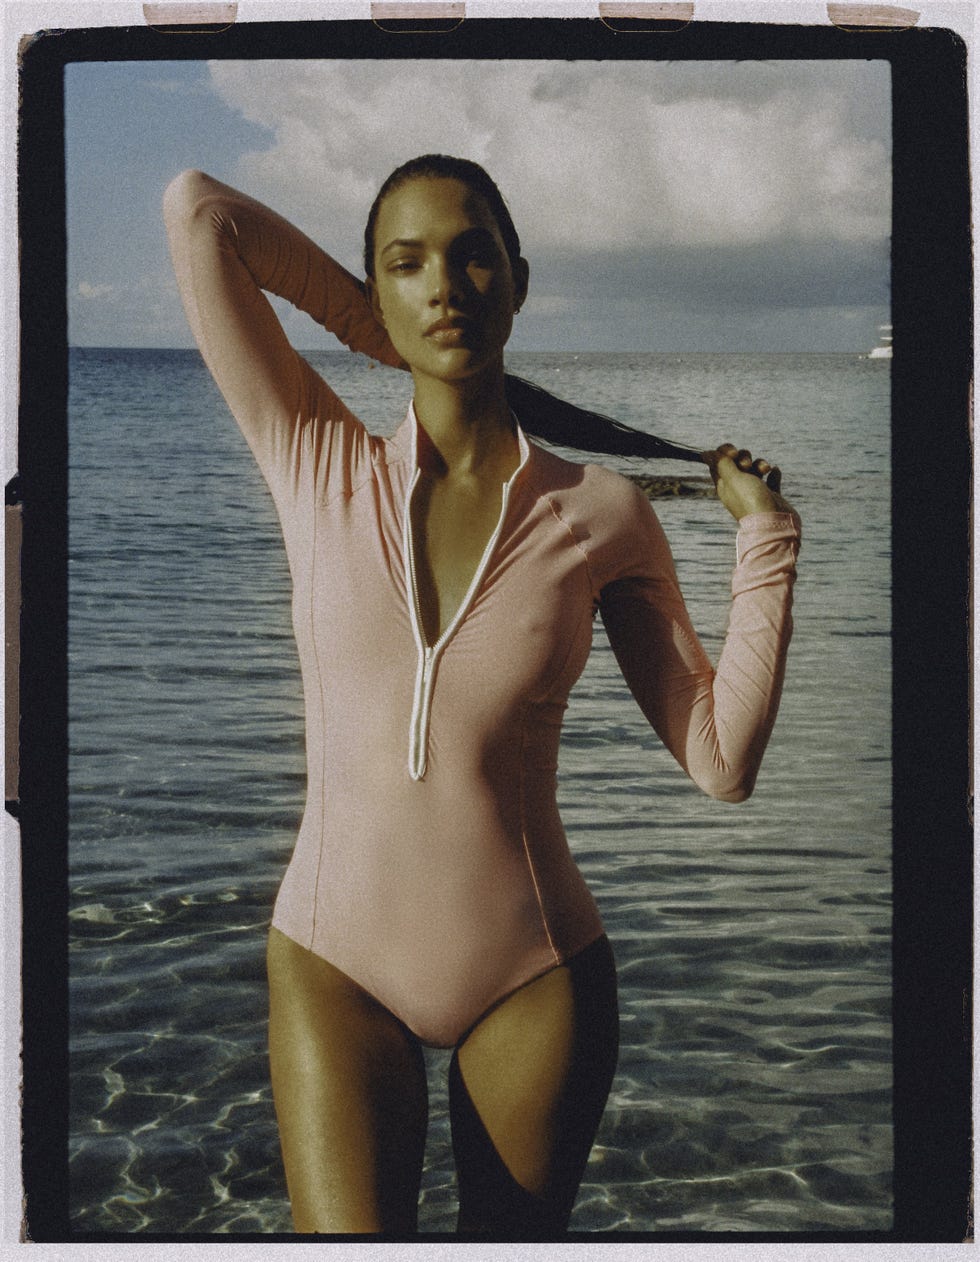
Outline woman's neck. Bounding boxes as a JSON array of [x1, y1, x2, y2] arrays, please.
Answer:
[[411, 368, 517, 479]]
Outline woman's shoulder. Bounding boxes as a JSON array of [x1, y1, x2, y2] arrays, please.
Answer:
[[529, 440, 653, 521]]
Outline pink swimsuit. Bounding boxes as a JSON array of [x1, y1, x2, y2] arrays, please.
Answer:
[[164, 171, 801, 1049]]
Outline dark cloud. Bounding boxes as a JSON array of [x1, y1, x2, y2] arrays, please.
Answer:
[[529, 66, 593, 105], [529, 236, 889, 312]]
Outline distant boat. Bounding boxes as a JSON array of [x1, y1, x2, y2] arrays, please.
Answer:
[[868, 324, 893, 360]]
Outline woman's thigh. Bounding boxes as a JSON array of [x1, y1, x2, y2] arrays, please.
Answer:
[[266, 927, 429, 1234], [450, 935, 619, 1235]]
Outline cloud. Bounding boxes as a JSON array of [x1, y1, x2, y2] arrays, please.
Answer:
[[70, 272, 185, 346], [204, 59, 890, 273]]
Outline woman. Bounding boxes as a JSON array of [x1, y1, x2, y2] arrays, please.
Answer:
[[163, 154, 800, 1236]]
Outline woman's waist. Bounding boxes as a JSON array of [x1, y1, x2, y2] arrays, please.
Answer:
[[301, 710, 563, 781], [299, 759, 561, 829], [290, 792, 592, 915]]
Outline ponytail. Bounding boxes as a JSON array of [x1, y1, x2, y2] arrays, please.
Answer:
[[503, 373, 703, 464]]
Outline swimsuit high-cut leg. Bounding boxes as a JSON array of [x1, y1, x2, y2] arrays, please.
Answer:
[[268, 926, 618, 1236], [450, 935, 619, 1237]]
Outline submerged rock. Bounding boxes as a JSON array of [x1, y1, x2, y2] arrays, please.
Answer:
[[628, 474, 716, 499]]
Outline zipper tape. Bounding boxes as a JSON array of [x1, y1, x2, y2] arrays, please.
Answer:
[[143, 3, 238, 29], [599, 3, 693, 30], [826, 4, 919, 28], [372, 2, 465, 30]]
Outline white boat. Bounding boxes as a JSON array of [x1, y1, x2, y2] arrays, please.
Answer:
[[868, 324, 893, 359]]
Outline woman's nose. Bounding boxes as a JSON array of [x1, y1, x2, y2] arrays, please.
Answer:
[[429, 257, 465, 307]]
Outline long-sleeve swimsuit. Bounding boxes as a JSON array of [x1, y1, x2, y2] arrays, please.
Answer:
[[164, 172, 801, 1049]]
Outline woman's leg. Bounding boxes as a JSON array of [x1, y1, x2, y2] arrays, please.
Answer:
[[266, 927, 429, 1234], [450, 936, 619, 1236]]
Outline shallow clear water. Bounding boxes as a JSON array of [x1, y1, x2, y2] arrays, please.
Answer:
[[68, 348, 891, 1233]]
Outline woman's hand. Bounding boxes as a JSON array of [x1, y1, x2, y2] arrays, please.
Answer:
[[701, 443, 795, 521]]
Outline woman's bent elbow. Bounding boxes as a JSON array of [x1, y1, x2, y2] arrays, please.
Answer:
[[698, 771, 757, 804], [163, 169, 212, 219], [716, 783, 754, 805]]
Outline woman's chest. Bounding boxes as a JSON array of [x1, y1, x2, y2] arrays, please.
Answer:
[[298, 485, 598, 704], [409, 473, 511, 646]]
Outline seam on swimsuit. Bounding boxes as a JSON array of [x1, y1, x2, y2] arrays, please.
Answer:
[[529, 496, 596, 705], [316, 428, 389, 512], [545, 496, 598, 600], [306, 450, 329, 952], [518, 701, 560, 966]]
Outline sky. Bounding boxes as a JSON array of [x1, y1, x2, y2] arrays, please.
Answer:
[[65, 57, 891, 353]]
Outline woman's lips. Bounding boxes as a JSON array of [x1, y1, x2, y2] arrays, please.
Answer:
[[424, 316, 473, 344], [427, 326, 469, 345]]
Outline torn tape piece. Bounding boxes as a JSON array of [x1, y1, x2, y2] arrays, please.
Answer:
[[827, 4, 919, 28], [143, 3, 238, 26], [599, 2, 694, 30], [372, 2, 464, 17]]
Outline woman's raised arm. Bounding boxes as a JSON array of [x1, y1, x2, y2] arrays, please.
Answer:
[[599, 492, 800, 804], [163, 169, 403, 436]]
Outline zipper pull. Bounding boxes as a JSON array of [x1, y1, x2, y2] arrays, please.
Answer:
[[410, 646, 435, 781]]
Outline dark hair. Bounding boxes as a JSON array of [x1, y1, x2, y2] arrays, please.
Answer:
[[364, 153, 522, 280], [365, 155, 702, 465]]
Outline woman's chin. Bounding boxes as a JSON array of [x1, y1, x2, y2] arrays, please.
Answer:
[[409, 344, 503, 385]]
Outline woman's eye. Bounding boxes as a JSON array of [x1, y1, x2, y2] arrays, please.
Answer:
[[389, 260, 419, 273]]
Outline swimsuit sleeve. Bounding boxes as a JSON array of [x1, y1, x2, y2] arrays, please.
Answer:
[[598, 491, 801, 803], [162, 169, 403, 507]]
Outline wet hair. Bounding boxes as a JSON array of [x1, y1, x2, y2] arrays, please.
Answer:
[[365, 153, 522, 280], [365, 155, 702, 465]]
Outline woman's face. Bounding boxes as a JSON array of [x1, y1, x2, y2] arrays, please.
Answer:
[[367, 176, 529, 385]]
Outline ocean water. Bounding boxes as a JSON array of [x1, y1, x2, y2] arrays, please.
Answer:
[[67, 348, 892, 1234]]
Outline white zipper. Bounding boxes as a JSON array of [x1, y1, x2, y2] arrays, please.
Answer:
[[408, 645, 435, 780], [403, 408, 529, 781]]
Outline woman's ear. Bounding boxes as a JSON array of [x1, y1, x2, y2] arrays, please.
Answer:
[[513, 257, 530, 313], [365, 276, 386, 327]]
